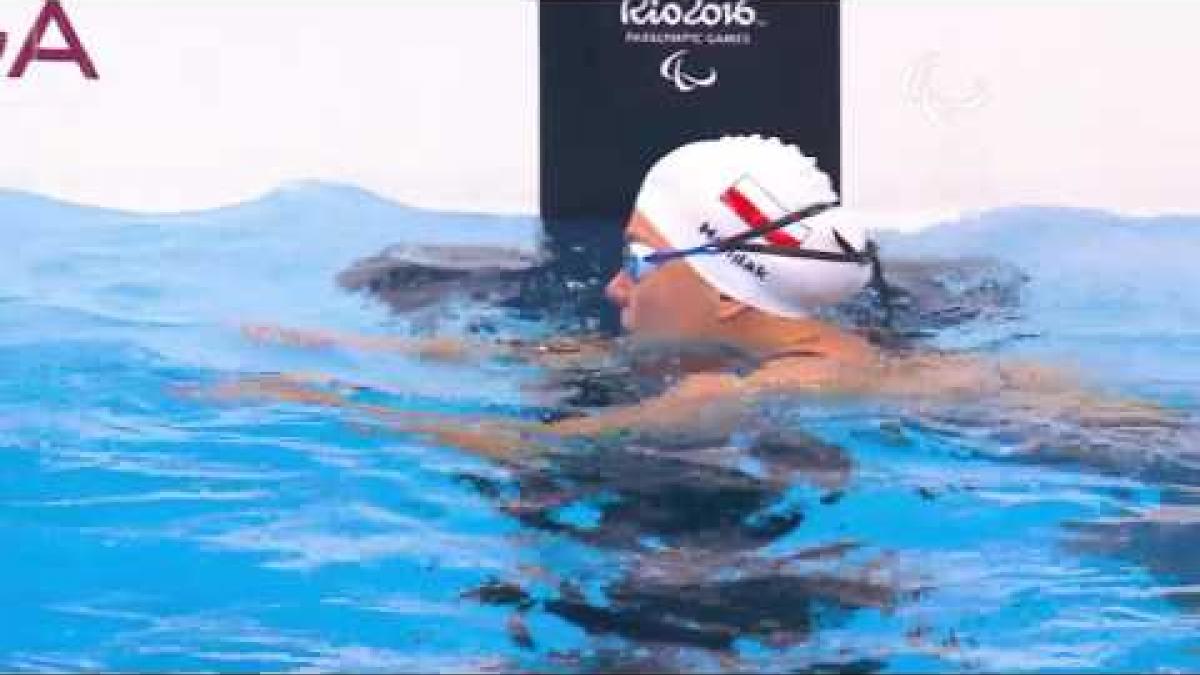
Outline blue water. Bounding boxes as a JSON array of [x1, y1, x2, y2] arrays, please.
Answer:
[[3, 184, 1200, 673]]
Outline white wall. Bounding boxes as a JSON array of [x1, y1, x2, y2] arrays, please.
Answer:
[[843, 1, 1200, 228], [2, 0, 1199, 225], [0, 0, 539, 213]]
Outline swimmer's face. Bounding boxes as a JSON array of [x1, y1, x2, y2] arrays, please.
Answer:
[[606, 211, 734, 339]]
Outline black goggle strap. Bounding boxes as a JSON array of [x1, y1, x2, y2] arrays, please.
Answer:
[[719, 209, 869, 265], [720, 203, 896, 328], [636, 200, 896, 328], [730, 237, 895, 328], [716, 200, 840, 250], [643, 201, 842, 265], [725, 242, 868, 264]]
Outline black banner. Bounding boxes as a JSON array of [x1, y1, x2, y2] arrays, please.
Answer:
[[540, 0, 841, 220]]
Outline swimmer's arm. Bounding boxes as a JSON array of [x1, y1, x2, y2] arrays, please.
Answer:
[[240, 323, 481, 361], [547, 372, 752, 437], [192, 372, 541, 461], [197, 371, 751, 462], [390, 372, 752, 459], [545, 364, 847, 438], [239, 323, 611, 367]]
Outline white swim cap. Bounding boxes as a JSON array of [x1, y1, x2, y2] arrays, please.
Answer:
[[634, 135, 872, 319]]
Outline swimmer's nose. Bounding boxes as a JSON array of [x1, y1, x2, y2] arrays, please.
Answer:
[[605, 270, 632, 308]]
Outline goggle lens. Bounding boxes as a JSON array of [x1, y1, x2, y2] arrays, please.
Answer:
[[623, 242, 663, 283]]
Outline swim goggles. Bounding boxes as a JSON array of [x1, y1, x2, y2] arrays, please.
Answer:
[[621, 201, 895, 324], [622, 202, 868, 282]]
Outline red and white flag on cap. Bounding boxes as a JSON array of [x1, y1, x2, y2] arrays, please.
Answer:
[[720, 175, 807, 248]]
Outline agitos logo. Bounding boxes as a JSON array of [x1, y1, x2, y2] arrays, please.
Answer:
[[0, 1, 98, 80]]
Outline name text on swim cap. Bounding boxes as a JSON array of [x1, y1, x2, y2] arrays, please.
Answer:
[[699, 222, 768, 281]]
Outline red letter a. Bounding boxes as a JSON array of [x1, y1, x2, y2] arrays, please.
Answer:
[[8, 1, 98, 79]]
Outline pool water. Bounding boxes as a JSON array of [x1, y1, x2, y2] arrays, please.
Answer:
[[3, 184, 1199, 673]]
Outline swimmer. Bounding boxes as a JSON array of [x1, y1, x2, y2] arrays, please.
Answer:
[[216, 135, 1174, 459]]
